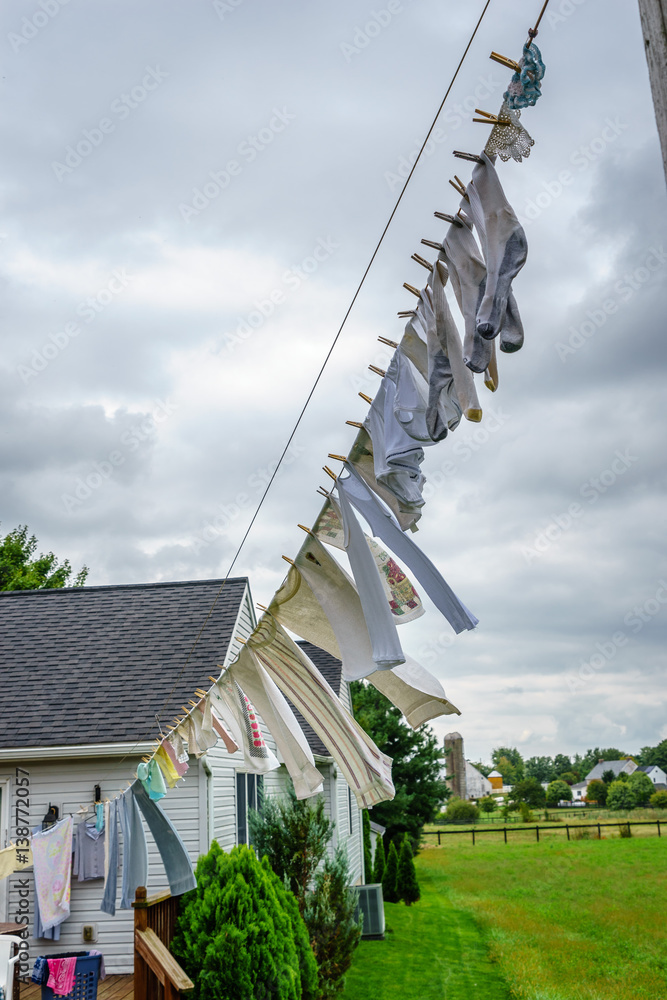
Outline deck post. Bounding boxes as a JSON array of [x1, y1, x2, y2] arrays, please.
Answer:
[[133, 886, 149, 1000]]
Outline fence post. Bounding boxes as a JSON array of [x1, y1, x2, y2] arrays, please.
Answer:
[[472, 828, 475, 846], [503, 826, 507, 844], [536, 826, 539, 843], [598, 823, 601, 839], [438, 830, 441, 845], [658, 820, 661, 838], [566, 825, 570, 841]]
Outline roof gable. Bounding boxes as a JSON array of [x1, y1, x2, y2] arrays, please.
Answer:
[[0, 578, 249, 750]]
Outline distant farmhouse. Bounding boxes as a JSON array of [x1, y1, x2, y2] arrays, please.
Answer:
[[570, 758, 667, 802]]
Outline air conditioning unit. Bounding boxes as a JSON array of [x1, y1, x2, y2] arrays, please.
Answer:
[[355, 884, 385, 939]]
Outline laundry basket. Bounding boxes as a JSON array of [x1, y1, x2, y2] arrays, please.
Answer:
[[40, 952, 101, 1000]]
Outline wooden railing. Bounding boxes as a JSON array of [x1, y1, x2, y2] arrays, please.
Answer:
[[133, 887, 194, 1000]]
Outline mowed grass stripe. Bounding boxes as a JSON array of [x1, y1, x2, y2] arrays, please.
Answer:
[[342, 852, 511, 1000]]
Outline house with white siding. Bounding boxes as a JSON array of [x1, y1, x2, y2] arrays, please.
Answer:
[[0, 578, 364, 976]]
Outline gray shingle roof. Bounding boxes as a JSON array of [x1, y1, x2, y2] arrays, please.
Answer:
[[0, 578, 248, 750], [292, 641, 344, 758], [585, 760, 636, 782]]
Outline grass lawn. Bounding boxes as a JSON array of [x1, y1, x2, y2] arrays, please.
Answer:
[[342, 835, 667, 1000]]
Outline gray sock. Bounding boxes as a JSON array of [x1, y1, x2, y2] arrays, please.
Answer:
[[442, 211, 492, 373], [468, 152, 527, 340]]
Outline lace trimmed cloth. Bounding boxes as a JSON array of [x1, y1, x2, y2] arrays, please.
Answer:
[[504, 41, 545, 109], [484, 101, 534, 163]]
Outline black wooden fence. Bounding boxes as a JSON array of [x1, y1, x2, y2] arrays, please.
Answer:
[[424, 818, 663, 845]]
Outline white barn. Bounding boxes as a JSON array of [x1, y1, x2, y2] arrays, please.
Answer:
[[0, 578, 364, 975]]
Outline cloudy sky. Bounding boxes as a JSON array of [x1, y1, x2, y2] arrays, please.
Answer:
[[1, 0, 666, 765]]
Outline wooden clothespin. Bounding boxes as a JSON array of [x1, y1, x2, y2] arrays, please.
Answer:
[[453, 150, 484, 163], [358, 392, 373, 404], [472, 109, 511, 126], [489, 51, 521, 72], [346, 420, 364, 428], [434, 212, 462, 227], [235, 635, 247, 645], [411, 253, 433, 272], [297, 524, 312, 535], [368, 364, 386, 378], [282, 555, 295, 565], [208, 676, 220, 684], [403, 282, 421, 297], [316, 487, 330, 498], [397, 310, 415, 318], [323, 464, 338, 481], [449, 175, 468, 199], [328, 453, 348, 463], [256, 603, 267, 612], [421, 238, 442, 251], [378, 336, 398, 348]]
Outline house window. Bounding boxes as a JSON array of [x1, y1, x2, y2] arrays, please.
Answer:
[[348, 786, 353, 835], [236, 772, 264, 846]]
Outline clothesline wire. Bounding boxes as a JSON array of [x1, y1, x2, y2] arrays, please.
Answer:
[[92, 0, 495, 786]]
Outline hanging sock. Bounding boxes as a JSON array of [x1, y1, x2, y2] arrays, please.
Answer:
[[467, 152, 528, 340], [440, 210, 490, 376], [211, 673, 281, 774], [247, 618, 395, 809], [389, 348, 431, 443], [338, 466, 478, 633], [230, 647, 324, 799], [364, 372, 426, 510], [416, 288, 463, 438], [330, 488, 405, 669], [431, 258, 483, 417]]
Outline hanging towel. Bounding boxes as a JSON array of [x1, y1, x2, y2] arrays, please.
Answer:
[[137, 758, 167, 801], [103, 800, 110, 884], [294, 532, 382, 681], [131, 780, 197, 897], [229, 648, 324, 800], [161, 737, 189, 778], [338, 466, 478, 633], [47, 957, 77, 997], [118, 785, 148, 910], [211, 673, 281, 774], [95, 803, 104, 833], [0, 843, 32, 881], [331, 488, 405, 669], [368, 657, 460, 728], [313, 500, 424, 624], [100, 798, 120, 916], [247, 618, 394, 809], [31, 816, 73, 932], [154, 745, 183, 789]]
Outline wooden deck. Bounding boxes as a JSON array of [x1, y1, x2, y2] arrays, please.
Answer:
[[21, 975, 134, 1000]]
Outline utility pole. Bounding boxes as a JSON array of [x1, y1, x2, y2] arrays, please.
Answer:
[[638, 0, 667, 183]]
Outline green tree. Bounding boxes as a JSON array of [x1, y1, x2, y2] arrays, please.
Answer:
[[602, 769, 617, 785], [637, 739, 667, 771], [586, 779, 608, 805], [479, 796, 496, 814], [650, 790, 667, 809], [628, 770, 654, 806], [372, 836, 386, 885], [579, 748, 627, 777], [525, 756, 555, 783], [248, 786, 333, 911], [491, 747, 525, 785], [396, 834, 420, 905], [382, 842, 400, 903], [558, 771, 578, 786], [302, 847, 362, 998], [0, 524, 88, 590], [607, 780, 636, 811], [445, 798, 480, 823], [546, 780, 572, 807], [362, 810, 372, 884], [553, 754, 573, 775], [510, 778, 546, 808], [172, 841, 318, 1000], [350, 682, 447, 849]]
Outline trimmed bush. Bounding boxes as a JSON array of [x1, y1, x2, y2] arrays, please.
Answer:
[[445, 798, 480, 823], [396, 834, 420, 905], [546, 780, 572, 807], [382, 841, 400, 903], [479, 796, 496, 814], [172, 841, 318, 1000], [586, 779, 608, 805], [372, 835, 386, 885], [303, 847, 361, 998], [650, 790, 667, 809], [607, 779, 637, 811]]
